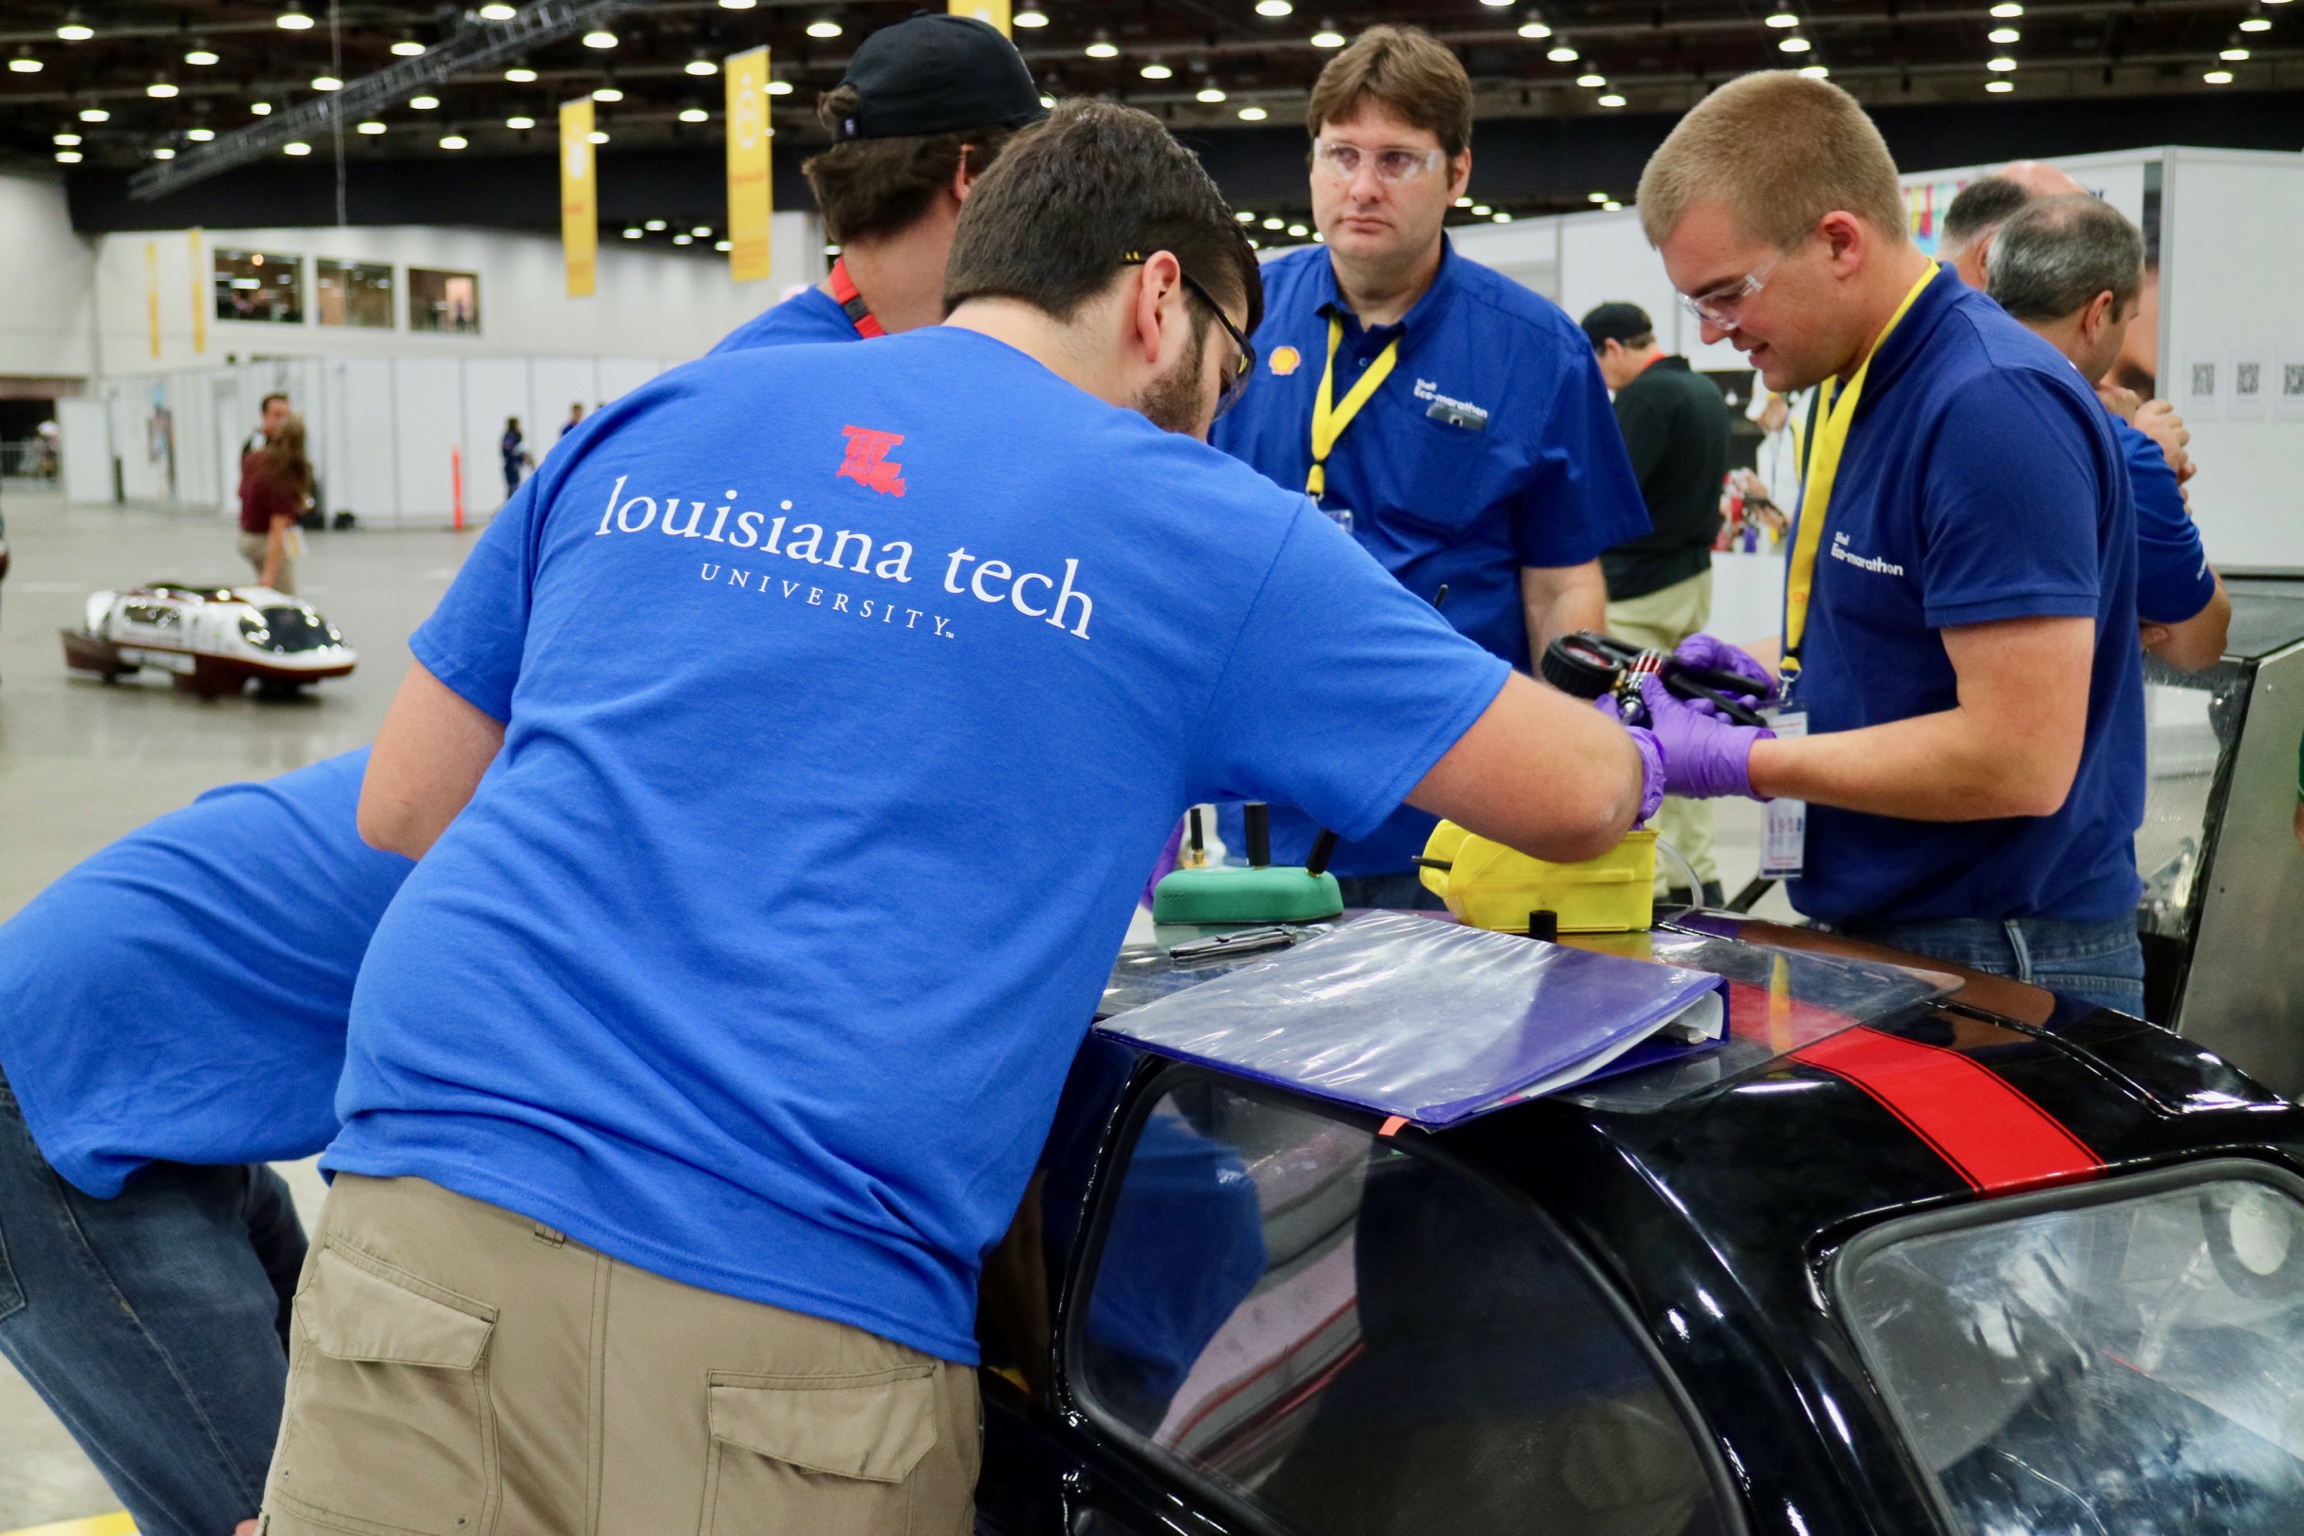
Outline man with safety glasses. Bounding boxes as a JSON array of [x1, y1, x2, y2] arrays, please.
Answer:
[[1212, 24, 1650, 909]]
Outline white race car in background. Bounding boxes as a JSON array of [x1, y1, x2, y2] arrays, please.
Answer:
[[63, 584, 357, 698]]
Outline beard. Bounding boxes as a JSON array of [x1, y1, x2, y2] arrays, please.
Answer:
[[1132, 322, 1211, 437]]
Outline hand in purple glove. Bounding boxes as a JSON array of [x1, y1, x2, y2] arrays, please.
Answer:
[[1592, 694, 1668, 827], [1674, 633, 1778, 706], [1637, 673, 1774, 800]]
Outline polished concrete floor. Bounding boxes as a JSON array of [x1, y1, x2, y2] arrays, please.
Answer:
[[0, 488, 1785, 1530]]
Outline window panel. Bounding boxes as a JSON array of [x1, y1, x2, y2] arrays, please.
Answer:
[[408, 267, 480, 335], [316, 259, 394, 329], [213, 249, 302, 324]]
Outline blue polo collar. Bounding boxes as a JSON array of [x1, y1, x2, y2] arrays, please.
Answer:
[[1312, 234, 1461, 363]]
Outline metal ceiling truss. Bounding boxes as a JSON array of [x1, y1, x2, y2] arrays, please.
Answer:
[[128, 0, 655, 200]]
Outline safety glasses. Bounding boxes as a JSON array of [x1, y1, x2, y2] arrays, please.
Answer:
[[1676, 254, 1783, 332], [1123, 254, 1256, 420]]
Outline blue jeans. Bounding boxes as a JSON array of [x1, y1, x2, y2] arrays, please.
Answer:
[[0, 1067, 306, 1536], [1834, 914, 2146, 1018]]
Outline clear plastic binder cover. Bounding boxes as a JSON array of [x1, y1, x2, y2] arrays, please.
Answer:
[[1094, 912, 1728, 1127]]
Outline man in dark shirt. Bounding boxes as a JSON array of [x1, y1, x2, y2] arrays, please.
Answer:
[[1583, 301, 1732, 902]]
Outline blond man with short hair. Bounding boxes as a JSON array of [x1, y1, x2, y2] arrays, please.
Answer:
[[1638, 72, 2149, 1013], [1212, 25, 1650, 908]]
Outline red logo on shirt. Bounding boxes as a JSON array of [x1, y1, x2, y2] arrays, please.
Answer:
[[836, 426, 907, 497]]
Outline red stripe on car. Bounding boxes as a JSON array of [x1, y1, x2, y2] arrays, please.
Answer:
[[1792, 1026, 2102, 1194]]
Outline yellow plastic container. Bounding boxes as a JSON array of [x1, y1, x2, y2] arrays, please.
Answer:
[[1417, 822, 1657, 934]]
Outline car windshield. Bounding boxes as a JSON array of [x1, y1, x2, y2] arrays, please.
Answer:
[[240, 606, 341, 654], [1838, 1166, 2304, 1535]]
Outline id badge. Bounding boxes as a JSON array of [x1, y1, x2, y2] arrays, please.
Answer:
[[1758, 707, 1807, 879], [1320, 503, 1355, 535]]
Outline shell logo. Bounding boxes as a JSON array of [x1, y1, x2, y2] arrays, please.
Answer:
[[1268, 345, 1301, 376]]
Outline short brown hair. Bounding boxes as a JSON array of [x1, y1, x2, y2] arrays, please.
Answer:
[[1306, 25, 1472, 159], [944, 99, 1262, 336], [802, 86, 1019, 245], [1638, 72, 1906, 253]]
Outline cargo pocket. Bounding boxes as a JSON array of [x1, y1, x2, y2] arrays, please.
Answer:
[[268, 1242, 499, 1536], [699, 1365, 941, 1536]]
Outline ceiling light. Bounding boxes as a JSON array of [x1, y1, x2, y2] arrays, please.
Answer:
[[152, 146, 176, 159], [673, 233, 694, 245], [1311, 24, 1346, 48], [479, 2, 518, 17], [1473, 203, 1492, 214], [1038, 92, 1056, 108], [1479, 0, 1513, 7], [1576, 72, 1605, 87], [1989, 27, 2020, 43], [1140, 60, 1172, 79], [1989, 2, 2023, 14], [1238, 105, 1268, 120], [1598, 92, 1627, 105], [1547, 45, 1578, 62], [1492, 211, 1512, 222], [592, 86, 623, 102], [311, 76, 341, 91], [689, 225, 710, 237], [276, 3, 314, 30], [1797, 64, 1829, 78], [1453, 195, 1472, 207], [9, 51, 39, 73], [2203, 68, 2235, 83], [2222, 45, 2252, 59], [582, 29, 619, 48], [53, 131, 80, 145], [1588, 191, 1608, 203], [1987, 56, 2017, 71], [1246, 238, 1260, 249], [284, 141, 311, 155], [357, 120, 385, 134], [645, 218, 666, 230], [679, 105, 708, 122], [1262, 216, 1283, 229], [1287, 223, 1308, 235], [715, 240, 732, 252], [805, 19, 843, 39], [186, 45, 220, 65], [1234, 209, 1254, 222], [56, 15, 94, 41], [1085, 34, 1119, 58], [149, 79, 179, 97], [685, 56, 718, 76], [720, 0, 758, 8], [506, 115, 535, 129], [390, 37, 425, 57], [1196, 85, 1227, 102], [1014, 5, 1049, 25], [2241, 15, 2272, 30], [410, 95, 440, 109], [187, 127, 213, 140], [587, 129, 608, 143], [1765, 11, 1799, 27], [440, 134, 468, 149], [1779, 34, 1812, 52], [1257, 0, 1294, 13], [78, 106, 109, 122], [623, 226, 642, 238], [1602, 199, 1622, 210], [1985, 79, 2014, 92], [250, 101, 272, 114], [1518, 21, 1552, 38], [767, 79, 793, 95], [504, 66, 537, 82], [55, 150, 82, 163]]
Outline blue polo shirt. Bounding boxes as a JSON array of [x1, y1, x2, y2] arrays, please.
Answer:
[[1212, 240, 1649, 876], [711, 283, 861, 354], [2119, 418, 2216, 625], [0, 751, 411, 1198], [327, 326, 1509, 1363], [1786, 270, 2143, 925]]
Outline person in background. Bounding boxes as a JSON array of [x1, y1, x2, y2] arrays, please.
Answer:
[[239, 391, 289, 464], [0, 753, 412, 1536], [1213, 25, 1649, 907], [1581, 300, 1734, 904], [500, 415, 529, 497], [559, 401, 584, 439], [1989, 195, 2230, 672], [1940, 173, 2054, 292], [1638, 71, 2149, 1015], [238, 414, 310, 594], [714, 13, 1044, 351]]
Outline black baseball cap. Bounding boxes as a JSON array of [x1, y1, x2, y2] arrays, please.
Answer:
[[830, 14, 1048, 142], [1579, 301, 1654, 348]]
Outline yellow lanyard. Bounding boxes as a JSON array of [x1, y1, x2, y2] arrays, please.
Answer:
[[1307, 313, 1400, 498], [1781, 262, 1938, 678]]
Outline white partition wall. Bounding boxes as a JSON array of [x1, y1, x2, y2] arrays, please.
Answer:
[[461, 357, 532, 517], [392, 357, 464, 521]]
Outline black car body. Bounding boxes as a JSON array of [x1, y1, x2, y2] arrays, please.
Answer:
[[971, 912, 2304, 1536]]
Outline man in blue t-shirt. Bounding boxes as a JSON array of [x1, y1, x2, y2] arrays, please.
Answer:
[[1210, 28, 1649, 906], [1636, 72, 2148, 1015], [300, 101, 1659, 1536], [1988, 194, 2230, 672], [712, 15, 1043, 354], [0, 751, 411, 1536]]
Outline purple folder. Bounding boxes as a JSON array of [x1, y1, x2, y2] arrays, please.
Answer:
[[1095, 911, 1729, 1128]]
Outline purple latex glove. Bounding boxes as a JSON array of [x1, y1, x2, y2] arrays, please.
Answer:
[[1594, 695, 1668, 826], [1674, 633, 1778, 706], [1638, 673, 1774, 799]]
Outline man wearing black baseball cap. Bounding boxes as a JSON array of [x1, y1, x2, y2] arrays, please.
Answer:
[[713, 13, 1045, 351], [1582, 299, 1734, 903]]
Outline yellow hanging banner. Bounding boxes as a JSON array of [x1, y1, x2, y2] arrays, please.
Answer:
[[725, 46, 773, 284], [188, 227, 206, 354], [560, 98, 597, 298], [948, 0, 1011, 35], [144, 241, 161, 358]]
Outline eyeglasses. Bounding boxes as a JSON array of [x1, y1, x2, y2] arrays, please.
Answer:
[[1123, 253, 1257, 420], [1311, 138, 1448, 185], [1677, 254, 1782, 332]]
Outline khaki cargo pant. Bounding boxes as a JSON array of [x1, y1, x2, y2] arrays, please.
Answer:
[[258, 1174, 979, 1536], [1605, 567, 1718, 891]]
